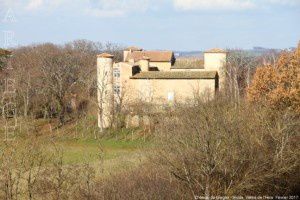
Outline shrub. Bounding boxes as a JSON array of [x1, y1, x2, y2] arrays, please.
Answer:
[[247, 42, 300, 113], [154, 98, 300, 197]]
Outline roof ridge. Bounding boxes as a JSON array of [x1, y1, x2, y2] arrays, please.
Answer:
[[130, 71, 217, 79]]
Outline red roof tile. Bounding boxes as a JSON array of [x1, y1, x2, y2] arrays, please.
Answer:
[[126, 51, 174, 62]]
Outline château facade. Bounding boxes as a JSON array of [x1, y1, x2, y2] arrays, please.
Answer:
[[97, 46, 227, 128]]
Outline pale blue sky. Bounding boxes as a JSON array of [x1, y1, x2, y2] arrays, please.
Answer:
[[0, 0, 299, 51]]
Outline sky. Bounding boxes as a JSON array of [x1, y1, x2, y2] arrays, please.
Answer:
[[0, 0, 299, 51]]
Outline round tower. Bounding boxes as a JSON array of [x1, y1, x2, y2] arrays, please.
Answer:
[[97, 53, 114, 131]]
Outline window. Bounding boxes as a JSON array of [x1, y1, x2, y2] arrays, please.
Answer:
[[114, 85, 121, 95], [132, 66, 141, 76], [113, 68, 120, 78]]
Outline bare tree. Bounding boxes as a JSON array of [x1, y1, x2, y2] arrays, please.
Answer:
[[3, 40, 123, 127], [155, 97, 300, 198], [224, 50, 258, 103]]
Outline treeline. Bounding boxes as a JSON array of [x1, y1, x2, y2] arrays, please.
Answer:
[[0, 40, 123, 125]]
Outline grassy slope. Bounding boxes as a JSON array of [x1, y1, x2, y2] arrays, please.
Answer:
[[51, 136, 150, 177], [0, 118, 153, 177]]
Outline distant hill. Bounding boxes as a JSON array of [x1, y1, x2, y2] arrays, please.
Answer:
[[174, 47, 285, 59], [174, 51, 204, 59]]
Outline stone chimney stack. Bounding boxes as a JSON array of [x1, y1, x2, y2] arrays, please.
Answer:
[[97, 53, 114, 130], [123, 46, 143, 62], [139, 56, 150, 71]]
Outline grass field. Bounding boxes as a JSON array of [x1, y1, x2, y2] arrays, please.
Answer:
[[53, 136, 151, 176], [46, 136, 151, 178], [0, 118, 153, 178], [52, 137, 149, 164]]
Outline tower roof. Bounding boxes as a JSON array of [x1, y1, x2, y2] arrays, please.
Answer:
[[97, 53, 114, 58]]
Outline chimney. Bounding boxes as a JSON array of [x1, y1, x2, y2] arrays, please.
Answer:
[[123, 46, 143, 62], [123, 50, 130, 62], [97, 53, 114, 131], [139, 56, 150, 71]]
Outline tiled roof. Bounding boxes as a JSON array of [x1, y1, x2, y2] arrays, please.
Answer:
[[171, 60, 204, 69], [142, 56, 150, 60], [130, 71, 217, 79], [0, 49, 12, 56], [126, 51, 174, 62], [205, 48, 227, 53]]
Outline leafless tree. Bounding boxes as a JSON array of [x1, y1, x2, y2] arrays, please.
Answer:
[[1, 40, 123, 128], [224, 50, 259, 103], [155, 97, 300, 198]]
